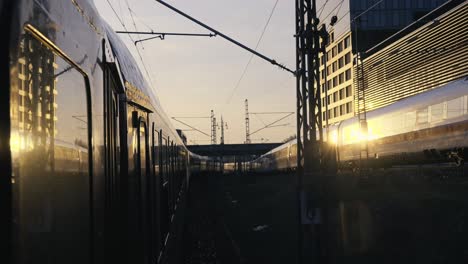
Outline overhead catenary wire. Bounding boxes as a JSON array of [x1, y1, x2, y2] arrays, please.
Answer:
[[153, 0, 295, 75], [319, 0, 345, 24], [326, 0, 384, 32], [249, 112, 294, 136], [226, 0, 281, 104], [106, 0, 156, 88], [318, 0, 330, 18], [171, 118, 211, 137]]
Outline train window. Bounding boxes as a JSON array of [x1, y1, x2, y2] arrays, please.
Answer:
[[138, 121, 148, 179], [12, 31, 90, 263], [404, 111, 416, 131], [416, 108, 429, 126], [137, 119, 151, 262], [447, 97, 463, 119], [429, 102, 444, 123]]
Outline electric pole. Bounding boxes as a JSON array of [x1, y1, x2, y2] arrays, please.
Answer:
[[296, 0, 329, 263], [220, 115, 225, 145], [210, 110, 217, 145], [245, 99, 251, 144]]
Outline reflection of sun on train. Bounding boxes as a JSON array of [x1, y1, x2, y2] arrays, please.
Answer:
[[1, 1, 218, 263], [250, 77, 468, 172]]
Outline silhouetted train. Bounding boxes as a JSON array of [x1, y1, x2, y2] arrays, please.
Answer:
[[250, 77, 468, 172], [1, 1, 218, 263]]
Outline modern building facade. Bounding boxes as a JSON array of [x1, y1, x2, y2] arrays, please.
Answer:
[[359, 1, 468, 112], [316, 0, 453, 125]]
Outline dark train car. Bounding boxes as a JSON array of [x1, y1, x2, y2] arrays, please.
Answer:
[[1, 0, 215, 263]]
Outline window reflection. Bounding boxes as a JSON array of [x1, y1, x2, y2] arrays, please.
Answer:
[[12, 33, 90, 264]]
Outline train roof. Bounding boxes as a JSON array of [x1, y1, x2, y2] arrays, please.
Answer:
[[103, 22, 188, 145]]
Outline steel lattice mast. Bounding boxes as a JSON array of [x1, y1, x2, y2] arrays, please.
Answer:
[[245, 99, 251, 144], [210, 110, 217, 145], [295, 0, 328, 262]]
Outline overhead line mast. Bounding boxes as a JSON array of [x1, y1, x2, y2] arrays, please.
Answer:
[[245, 99, 251, 144], [211, 110, 217, 145], [296, 0, 329, 263]]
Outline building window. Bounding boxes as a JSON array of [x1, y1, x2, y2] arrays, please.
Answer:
[[332, 61, 337, 72], [345, 52, 351, 64], [328, 95, 331, 104], [339, 73, 344, 84], [333, 107, 338, 117], [339, 88, 344, 100], [327, 80, 331, 90], [332, 46, 337, 57], [346, 102, 353, 113], [344, 36, 350, 49], [330, 32, 334, 42], [332, 76, 337, 87], [338, 42, 343, 53], [346, 85, 352, 97], [338, 57, 344, 68], [345, 69, 352, 81]]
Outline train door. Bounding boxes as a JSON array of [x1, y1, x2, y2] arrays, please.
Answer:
[[160, 136, 170, 247], [126, 107, 151, 264], [103, 57, 123, 263], [151, 126, 162, 261]]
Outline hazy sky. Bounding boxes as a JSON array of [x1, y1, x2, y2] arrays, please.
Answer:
[[95, 0, 298, 144]]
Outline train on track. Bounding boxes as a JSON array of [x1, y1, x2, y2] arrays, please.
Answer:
[[250, 77, 468, 172], [1, 1, 219, 263]]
